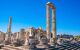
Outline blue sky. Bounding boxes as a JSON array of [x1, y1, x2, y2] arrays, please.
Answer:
[[0, 0, 80, 35]]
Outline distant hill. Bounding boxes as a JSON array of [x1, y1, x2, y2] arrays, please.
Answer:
[[57, 34, 73, 38]]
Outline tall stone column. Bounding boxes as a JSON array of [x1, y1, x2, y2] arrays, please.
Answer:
[[7, 16, 12, 33], [52, 7, 56, 43], [46, 3, 50, 40], [5, 16, 12, 44]]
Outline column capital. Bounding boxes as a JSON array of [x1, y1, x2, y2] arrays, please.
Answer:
[[52, 6, 56, 9]]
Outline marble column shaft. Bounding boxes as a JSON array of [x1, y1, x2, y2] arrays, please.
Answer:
[[7, 16, 12, 33], [52, 8, 56, 43], [46, 4, 50, 39]]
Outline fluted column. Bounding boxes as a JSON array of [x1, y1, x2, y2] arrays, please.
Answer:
[[5, 16, 12, 42], [7, 16, 12, 33], [46, 4, 50, 39], [52, 7, 56, 43]]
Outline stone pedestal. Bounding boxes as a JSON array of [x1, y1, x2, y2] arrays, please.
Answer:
[[36, 43, 49, 48], [28, 37, 36, 49], [36, 38, 50, 49]]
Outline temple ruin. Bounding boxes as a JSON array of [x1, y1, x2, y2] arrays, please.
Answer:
[[0, 2, 80, 50]]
